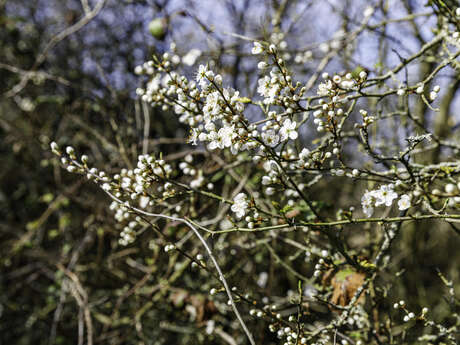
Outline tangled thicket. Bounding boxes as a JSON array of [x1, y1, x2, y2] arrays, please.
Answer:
[[2, 1, 460, 344]]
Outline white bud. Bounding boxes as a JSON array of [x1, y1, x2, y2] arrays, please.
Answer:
[[50, 141, 59, 151], [66, 146, 75, 155], [102, 183, 111, 191], [258, 61, 268, 69], [445, 183, 456, 194]]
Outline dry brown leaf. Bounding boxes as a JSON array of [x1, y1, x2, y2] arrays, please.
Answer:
[[330, 270, 365, 307]]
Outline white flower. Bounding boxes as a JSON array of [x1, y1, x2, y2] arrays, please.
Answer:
[[262, 129, 280, 147], [252, 42, 263, 55], [139, 196, 150, 208], [299, 148, 310, 160], [182, 49, 201, 66], [398, 194, 411, 210], [102, 183, 111, 191], [50, 141, 59, 151], [362, 203, 374, 217], [188, 128, 199, 145], [265, 187, 275, 195], [208, 126, 235, 150], [263, 160, 279, 172], [257, 76, 272, 98], [261, 176, 271, 185], [257, 75, 281, 104], [231, 193, 249, 219], [121, 177, 131, 189], [317, 80, 333, 96], [196, 64, 209, 88], [445, 183, 456, 194], [374, 185, 398, 207], [207, 131, 220, 150], [361, 190, 375, 217], [363, 6, 374, 17], [203, 91, 221, 118], [257, 272, 268, 288], [219, 126, 234, 148], [258, 61, 268, 69], [280, 119, 298, 141], [190, 175, 204, 188], [359, 70, 367, 79]]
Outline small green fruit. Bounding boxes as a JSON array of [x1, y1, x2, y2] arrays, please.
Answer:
[[148, 18, 167, 40]]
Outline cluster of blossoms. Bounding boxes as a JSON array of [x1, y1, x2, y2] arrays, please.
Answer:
[[253, 45, 306, 108], [429, 84, 441, 101], [132, 40, 313, 190], [427, 182, 460, 209], [312, 71, 367, 133], [361, 184, 411, 217], [102, 154, 174, 209], [256, 68, 293, 105], [260, 117, 299, 147], [136, 54, 270, 155], [316, 72, 358, 97], [178, 154, 213, 190], [261, 160, 281, 195], [49, 8, 460, 342], [439, 8, 460, 49], [230, 193, 263, 228]]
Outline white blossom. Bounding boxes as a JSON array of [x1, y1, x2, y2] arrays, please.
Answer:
[[139, 196, 150, 209], [374, 185, 398, 207], [317, 80, 333, 96], [299, 148, 310, 160], [261, 130, 280, 147], [196, 64, 209, 88], [398, 194, 411, 210], [279, 119, 298, 141], [361, 190, 375, 217], [231, 193, 249, 219], [257, 76, 272, 98], [182, 48, 201, 66], [252, 42, 263, 55]]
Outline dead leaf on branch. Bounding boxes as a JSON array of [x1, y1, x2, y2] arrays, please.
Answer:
[[169, 289, 217, 323], [330, 269, 366, 307]]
